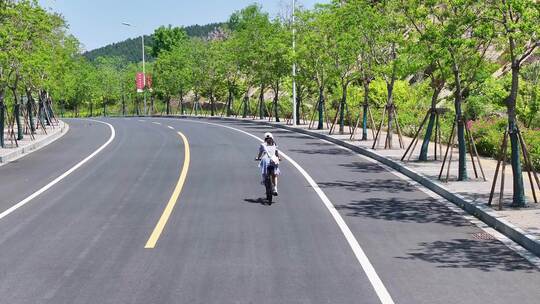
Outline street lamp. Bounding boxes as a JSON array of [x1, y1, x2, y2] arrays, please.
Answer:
[[292, 0, 297, 126], [122, 22, 147, 116]]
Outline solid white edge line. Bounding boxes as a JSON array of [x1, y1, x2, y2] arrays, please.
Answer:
[[171, 119, 395, 304], [0, 119, 116, 221]]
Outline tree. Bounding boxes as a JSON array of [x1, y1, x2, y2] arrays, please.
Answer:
[[94, 56, 126, 116], [266, 18, 291, 122], [296, 6, 334, 129], [406, 0, 494, 180], [486, 0, 540, 206], [155, 39, 192, 115], [151, 25, 188, 57], [215, 32, 241, 117]]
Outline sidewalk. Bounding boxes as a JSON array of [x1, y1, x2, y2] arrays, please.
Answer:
[[172, 114, 540, 257], [0, 120, 68, 165]]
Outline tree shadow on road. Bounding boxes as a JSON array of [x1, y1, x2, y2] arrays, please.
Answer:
[[397, 238, 539, 272], [336, 197, 470, 227], [289, 147, 352, 156], [338, 161, 386, 174], [319, 178, 418, 193]]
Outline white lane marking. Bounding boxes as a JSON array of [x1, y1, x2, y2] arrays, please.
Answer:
[[0, 119, 116, 221], [317, 137, 540, 268], [168, 118, 395, 304], [138, 119, 146, 122], [152, 122, 161, 125], [168, 126, 174, 130]]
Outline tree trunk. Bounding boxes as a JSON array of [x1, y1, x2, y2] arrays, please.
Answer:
[[122, 94, 126, 116], [259, 84, 265, 119], [150, 95, 155, 116], [339, 83, 347, 134], [166, 96, 170, 115], [274, 82, 280, 122], [386, 80, 395, 149], [386, 44, 398, 149], [0, 88, 5, 147], [46, 96, 54, 122], [243, 90, 249, 118], [295, 90, 301, 125], [210, 93, 215, 116], [362, 81, 370, 141], [179, 90, 184, 115], [227, 87, 233, 117], [419, 87, 441, 161], [12, 89, 23, 140], [26, 89, 35, 133], [317, 86, 324, 130], [452, 61, 468, 180], [509, 63, 526, 206], [194, 91, 199, 116], [90, 102, 94, 117]]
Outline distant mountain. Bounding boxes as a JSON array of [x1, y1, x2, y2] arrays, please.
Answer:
[[83, 22, 225, 63]]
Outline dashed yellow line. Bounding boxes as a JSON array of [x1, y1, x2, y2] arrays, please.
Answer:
[[145, 131, 190, 249]]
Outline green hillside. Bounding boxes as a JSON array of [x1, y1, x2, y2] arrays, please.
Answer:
[[83, 22, 225, 62]]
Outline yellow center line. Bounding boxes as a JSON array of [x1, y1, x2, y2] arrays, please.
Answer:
[[145, 131, 190, 249]]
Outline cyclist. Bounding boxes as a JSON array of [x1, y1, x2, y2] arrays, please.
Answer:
[[255, 132, 281, 195]]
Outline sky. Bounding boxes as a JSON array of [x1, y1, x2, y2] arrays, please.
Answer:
[[38, 0, 328, 51]]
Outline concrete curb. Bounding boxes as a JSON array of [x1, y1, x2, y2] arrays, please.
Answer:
[[0, 121, 69, 166], [149, 114, 540, 258]]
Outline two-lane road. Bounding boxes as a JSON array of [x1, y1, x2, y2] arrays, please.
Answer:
[[0, 117, 539, 304]]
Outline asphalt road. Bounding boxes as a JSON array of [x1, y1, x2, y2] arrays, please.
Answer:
[[0, 117, 539, 304]]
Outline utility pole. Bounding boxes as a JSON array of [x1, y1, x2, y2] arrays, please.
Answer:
[[142, 34, 147, 116], [122, 22, 147, 115], [292, 0, 297, 126]]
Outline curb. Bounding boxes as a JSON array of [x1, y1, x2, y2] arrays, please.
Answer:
[[151, 114, 540, 258], [0, 121, 69, 166]]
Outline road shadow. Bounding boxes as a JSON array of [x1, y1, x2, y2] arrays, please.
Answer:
[[336, 197, 470, 227], [289, 147, 351, 156], [244, 198, 273, 206], [338, 161, 386, 174], [319, 178, 418, 193], [397, 238, 539, 272]]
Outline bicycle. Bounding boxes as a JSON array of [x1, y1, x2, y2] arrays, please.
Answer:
[[255, 158, 277, 205]]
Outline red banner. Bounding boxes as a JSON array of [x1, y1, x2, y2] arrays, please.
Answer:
[[136, 72, 144, 92]]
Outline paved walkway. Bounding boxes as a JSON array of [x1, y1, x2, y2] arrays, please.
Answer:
[[0, 120, 68, 165]]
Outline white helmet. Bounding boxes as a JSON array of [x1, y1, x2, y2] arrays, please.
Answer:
[[264, 132, 273, 140]]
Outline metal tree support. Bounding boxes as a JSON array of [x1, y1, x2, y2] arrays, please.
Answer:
[[6, 106, 19, 148], [308, 97, 330, 130], [488, 128, 540, 210], [438, 119, 486, 182], [350, 102, 376, 140], [372, 104, 405, 150], [190, 99, 202, 116], [36, 101, 48, 135], [328, 101, 353, 135], [401, 108, 444, 162], [21, 98, 35, 141]]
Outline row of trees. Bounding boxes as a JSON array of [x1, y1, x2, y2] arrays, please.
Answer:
[[3, 0, 540, 207], [147, 0, 540, 207], [0, 0, 80, 146]]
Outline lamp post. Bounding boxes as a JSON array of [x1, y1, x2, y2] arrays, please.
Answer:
[[122, 22, 147, 116], [292, 0, 297, 126]]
